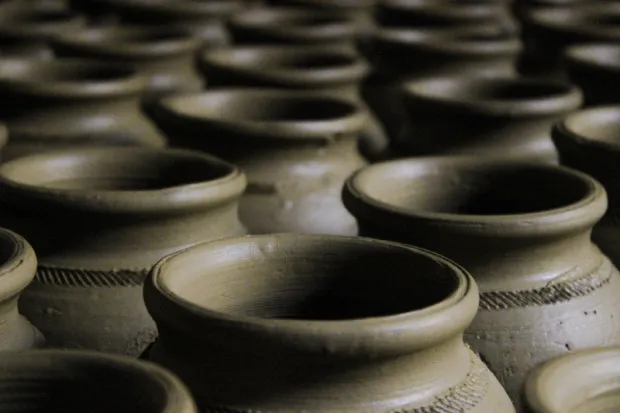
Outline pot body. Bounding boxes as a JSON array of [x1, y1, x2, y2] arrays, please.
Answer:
[[564, 44, 620, 107]]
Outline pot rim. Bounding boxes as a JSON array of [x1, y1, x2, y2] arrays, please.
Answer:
[[343, 157, 606, 237], [0, 227, 36, 301], [229, 7, 357, 41], [0, 147, 246, 215], [565, 43, 620, 73], [0, 349, 197, 413], [553, 106, 620, 152], [0, 57, 147, 99], [108, 0, 242, 17], [156, 89, 368, 144], [145, 234, 479, 354], [528, 5, 620, 39], [0, 8, 86, 36], [272, 0, 376, 10], [525, 347, 620, 413], [378, 0, 508, 19], [52, 26, 200, 59], [402, 76, 582, 117], [199, 45, 369, 87]]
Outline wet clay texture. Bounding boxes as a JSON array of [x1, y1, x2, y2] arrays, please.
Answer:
[[198, 45, 388, 161], [524, 347, 620, 413], [343, 157, 620, 411], [0, 228, 44, 351], [0, 349, 197, 413], [103, 0, 242, 48], [0, 147, 246, 355], [152, 89, 367, 235], [396, 76, 582, 162], [51, 26, 203, 106], [144, 234, 515, 413], [553, 107, 620, 269], [0, 58, 166, 161], [0, 5, 86, 46], [564, 43, 620, 106], [360, 25, 521, 144]]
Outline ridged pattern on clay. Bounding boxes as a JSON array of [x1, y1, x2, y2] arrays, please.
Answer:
[[34, 266, 149, 287]]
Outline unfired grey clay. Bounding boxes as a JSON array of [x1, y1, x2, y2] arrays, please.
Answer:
[[564, 43, 620, 106]]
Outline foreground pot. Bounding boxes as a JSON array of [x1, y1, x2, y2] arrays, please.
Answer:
[[52, 26, 203, 105], [524, 348, 620, 413], [153, 89, 366, 235], [0, 58, 166, 160], [343, 157, 620, 411], [564, 43, 620, 106], [553, 106, 620, 269], [198, 45, 388, 160], [0, 147, 246, 355], [144, 234, 515, 413], [0, 350, 196, 412], [0, 228, 44, 350], [361, 25, 521, 144], [396, 76, 582, 161]]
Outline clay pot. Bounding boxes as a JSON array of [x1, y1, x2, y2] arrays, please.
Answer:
[[0, 227, 44, 350], [0, 58, 166, 160], [0, 147, 246, 355], [0, 6, 86, 45], [52, 26, 203, 105], [105, 0, 243, 48], [524, 348, 620, 413], [361, 25, 521, 143], [0, 349, 197, 412], [152, 89, 367, 235], [0, 32, 53, 58], [343, 157, 620, 410], [552, 107, 620, 269], [228, 7, 358, 48], [564, 44, 620, 106], [198, 45, 388, 161], [66, 0, 121, 26], [396, 76, 582, 162], [521, 4, 620, 79], [144, 233, 515, 413]]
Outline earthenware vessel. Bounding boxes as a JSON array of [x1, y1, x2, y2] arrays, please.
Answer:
[[553, 107, 620, 269], [152, 89, 367, 235], [524, 348, 620, 413], [144, 233, 516, 413], [0, 350, 197, 412], [0, 6, 86, 45], [343, 157, 620, 410], [0, 227, 44, 350], [564, 44, 620, 106], [0, 32, 53, 58], [521, 4, 620, 78], [198, 45, 388, 160], [361, 25, 521, 144], [52, 26, 203, 105], [105, 0, 242, 48], [0, 147, 246, 355], [396, 76, 582, 162], [228, 7, 358, 48], [0, 58, 166, 160]]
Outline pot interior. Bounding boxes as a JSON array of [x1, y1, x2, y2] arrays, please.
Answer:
[[1, 150, 232, 191], [162, 236, 461, 320], [355, 163, 590, 215]]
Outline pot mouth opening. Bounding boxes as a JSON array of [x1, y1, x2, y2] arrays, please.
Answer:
[[347, 159, 599, 222], [560, 106, 620, 147], [533, 7, 620, 33], [0, 148, 237, 192], [566, 43, 620, 69], [155, 235, 465, 322], [1, 9, 80, 26], [0, 351, 191, 413]]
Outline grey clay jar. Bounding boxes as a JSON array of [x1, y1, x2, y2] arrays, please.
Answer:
[[552, 107, 620, 270], [563, 43, 620, 106], [343, 157, 620, 411], [198, 45, 388, 160], [0, 350, 197, 413], [152, 89, 367, 236], [0, 58, 166, 160], [524, 348, 620, 413], [0, 227, 44, 351], [0, 7, 86, 45], [51, 26, 203, 105], [0, 147, 246, 355], [144, 233, 515, 413], [396, 76, 583, 162]]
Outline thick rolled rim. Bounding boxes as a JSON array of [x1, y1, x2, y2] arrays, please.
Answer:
[[0, 227, 36, 301], [529, 5, 620, 39], [565, 43, 620, 72], [553, 106, 620, 152], [107, 0, 242, 17]]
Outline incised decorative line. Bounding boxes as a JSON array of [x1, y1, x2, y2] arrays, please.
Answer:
[[34, 266, 149, 288]]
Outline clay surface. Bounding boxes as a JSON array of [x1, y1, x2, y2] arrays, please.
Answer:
[[343, 157, 620, 411], [564, 43, 620, 106], [152, 89, 367, 235], [144, 233, 515, 413], [0, 5, 86, 44], [0, 349, 197, 413], [0, 147, 247, 355]]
